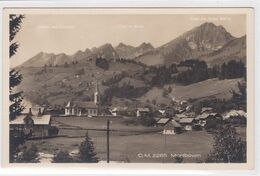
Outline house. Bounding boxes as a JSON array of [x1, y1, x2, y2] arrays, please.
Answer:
[[163, 120, 182, 135], [65, 83, 100, 117], [174, 114, 188, 122], [201, 107, 213, 114], [179, 118, 194, 130], [223, 110, 246, 124], [136, 108, 149, 117], [195, 113, 223, 127], [223, 110, 246, 120], [195, 112, 223, 129], [156, 118, 171, 126], [110, 107, 128, 116], [10, 108, 52, 138]]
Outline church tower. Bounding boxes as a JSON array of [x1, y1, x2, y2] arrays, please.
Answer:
[[94, 83, 100, 106]]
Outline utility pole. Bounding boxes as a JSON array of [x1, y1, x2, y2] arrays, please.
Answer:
[[107, 119, 110, 163], [164, 134, 167, 148]]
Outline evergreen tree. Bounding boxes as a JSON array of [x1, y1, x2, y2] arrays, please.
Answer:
[[78, 132, 99, 163], [9, 14, 25, 163], [9, 14, 25, 120]]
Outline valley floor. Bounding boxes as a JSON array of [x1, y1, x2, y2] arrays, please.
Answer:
[[26, 117, 246, 163]]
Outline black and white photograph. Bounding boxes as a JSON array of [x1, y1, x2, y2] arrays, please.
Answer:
[[3, 8, 254, 168]]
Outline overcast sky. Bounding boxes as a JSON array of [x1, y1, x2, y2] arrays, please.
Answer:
[[10, 14, 246, 67]]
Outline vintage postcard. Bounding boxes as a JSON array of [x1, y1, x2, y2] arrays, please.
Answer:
[[2, 8, 254, 170]]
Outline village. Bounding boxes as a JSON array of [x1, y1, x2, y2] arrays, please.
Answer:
[[9, 82, 247, 163]]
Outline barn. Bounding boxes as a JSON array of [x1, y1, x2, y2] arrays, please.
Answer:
[[10, 108, 52, 138], [163, 120, 182, 135]]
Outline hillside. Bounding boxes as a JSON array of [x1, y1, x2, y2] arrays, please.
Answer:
[[16, 22, 247, 108], [139, 78, 243, 105], [17, 59, 145, 106]]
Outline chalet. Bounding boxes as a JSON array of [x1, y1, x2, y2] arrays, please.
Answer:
[[156, 118, 171, 126], [174, 114, 188, 122], [223, 110, 246, 124], [223, 110, 246, 120], [195, 112, 223, 129], [201, 107, 213, 114], [195, 113, 223, 127], [10, 108, 51, 138], [64, 83, 100, 117], [110, 107, 128, 116], [163, 120, 182, 135], [195, 113, 208, 127], [179, 118, 194, 131], [136, 108, 149, 117]]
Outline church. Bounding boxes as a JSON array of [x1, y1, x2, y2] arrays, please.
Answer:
[[64, 84, 100, 117]]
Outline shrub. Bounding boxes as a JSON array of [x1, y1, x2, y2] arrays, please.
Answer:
[[52, 150, 73, 163], [48, 126, 59, 136], [174, 156, 183, 163], [16, 144, 39, 163], [138, 116, 156, 127]]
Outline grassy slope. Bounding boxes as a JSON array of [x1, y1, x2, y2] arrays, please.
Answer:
[[139, 78, 242, 105], [17, 60, 144, 106]]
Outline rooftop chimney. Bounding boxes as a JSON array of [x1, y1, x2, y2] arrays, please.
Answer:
[[37, 108, 42, 116], [28, 108, 32, 116]]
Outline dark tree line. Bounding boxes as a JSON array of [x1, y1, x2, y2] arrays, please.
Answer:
[[115, 58, 147, 67], [102, 83, 150, 105], [96, 57, 109, 70], [143, 64, 178, 86], [175, 60, 209, 85], [219, 60, 246, 80], [175, 59, 246, 85]]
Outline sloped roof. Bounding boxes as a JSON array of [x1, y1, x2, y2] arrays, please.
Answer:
[[157, 118, 171, 124], [223, 110, 247, 119], [66, 101, 97, 108], [196, 112, 222, 120], [10, 114, 51, 125], [9, 115, 26, 125], [137, 108, 149, 112], [33, 115, 51, 125], [164, 120, 182, 130], [175, 114, 188, 119], [111, 107, 128, 112], [179, 118, 194, 124], [201, 107, 213, 113], [195, 113, 210, 120]]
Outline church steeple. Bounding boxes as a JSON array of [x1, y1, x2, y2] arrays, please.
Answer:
[[94, 83, 100, 105]]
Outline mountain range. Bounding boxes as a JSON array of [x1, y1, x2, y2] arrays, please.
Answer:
[[19, 22, 246, 68]]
